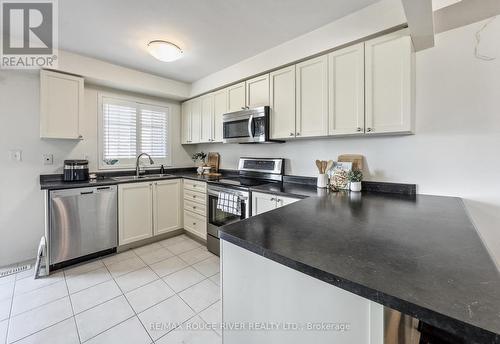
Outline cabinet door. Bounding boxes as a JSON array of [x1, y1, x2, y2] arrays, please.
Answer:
[[276, 195, 300, 208], [190, 98, 202, 143], [118, 182, 153, 245], [184, 210, 207, 240], [246, 74, 269, 108], [228, 82, 246, 112], [200, 94, 214, 143], [328, 43, 365, 135], [213, 89, 228, 142], [365, 30, 414, 134], [154, 179, 182, 235], [296, 55, 328, 138], [181, 101, 192, 144], [252, 192, 277, 216], [40, 70, 84, 139], [269, 66, 296, 139]]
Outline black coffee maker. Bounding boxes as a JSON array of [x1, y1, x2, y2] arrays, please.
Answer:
[[63, 160, 89, 182]]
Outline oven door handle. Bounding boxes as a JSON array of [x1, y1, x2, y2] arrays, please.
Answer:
[[247, 115, 254, 139]]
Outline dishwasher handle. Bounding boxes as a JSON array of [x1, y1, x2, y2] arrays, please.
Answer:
[[80, 190, 94, 195]]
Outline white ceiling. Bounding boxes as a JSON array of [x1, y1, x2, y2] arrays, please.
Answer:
[[59, 0, 380, 83]]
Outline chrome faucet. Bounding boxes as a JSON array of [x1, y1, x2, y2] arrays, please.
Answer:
[[136, 153, 154, 177]]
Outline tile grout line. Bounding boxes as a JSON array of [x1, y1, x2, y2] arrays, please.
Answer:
[[63, 274, 83, 344], [101, 252, 156, 344], [3, 235, 220, 344], [4, 273, 15, 344]]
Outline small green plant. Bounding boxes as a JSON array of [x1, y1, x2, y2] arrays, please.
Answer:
[[191, 152, 207, 164], [347, 170, 363, 182]]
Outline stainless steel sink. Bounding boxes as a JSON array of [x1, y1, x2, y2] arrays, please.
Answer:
[[112, 174, 173, 181]]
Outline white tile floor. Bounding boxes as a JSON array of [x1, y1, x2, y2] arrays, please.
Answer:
[[0, 235, 221, 344]]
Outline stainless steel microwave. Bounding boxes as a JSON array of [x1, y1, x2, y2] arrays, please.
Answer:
[[223, 106, 270, 143]]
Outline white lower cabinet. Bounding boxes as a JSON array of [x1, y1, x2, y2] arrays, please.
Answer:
[[183, 180, 207, 240], [154, 179, 183, 236], [222, 241, 384, 344], [118, 179, 182, 246], [252, 192, 300, 216], [118, 182, 154, 245]]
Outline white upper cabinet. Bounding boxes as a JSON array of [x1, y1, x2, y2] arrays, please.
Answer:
[[213, 88, 228, 142], [190, 97, 202, 143], [40, 70, 84, 139], [181, 101, 192, 144], [365, 30, 415, 134], [246, 74, 269, 108], [269, 66, 296, 139], [328, 43, 365, 136], [295, 55, 328, 138], [228, 82, 246, 112], [200, 94, 214, 143]]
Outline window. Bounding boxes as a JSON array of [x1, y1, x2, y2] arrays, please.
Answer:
[[99, 95, 171, 169]]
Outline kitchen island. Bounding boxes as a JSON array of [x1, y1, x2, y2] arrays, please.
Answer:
[[220, 191, 500, 343]]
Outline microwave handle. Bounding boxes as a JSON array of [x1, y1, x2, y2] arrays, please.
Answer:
[[248, 115, 254, 139]]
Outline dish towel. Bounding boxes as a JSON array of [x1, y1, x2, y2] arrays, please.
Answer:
[[217, 192, 241, 216]]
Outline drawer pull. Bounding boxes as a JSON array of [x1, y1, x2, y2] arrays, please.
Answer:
[[192, 195, 196, 198], [193, 222, 196, 225], [193, 206, 197, 209]]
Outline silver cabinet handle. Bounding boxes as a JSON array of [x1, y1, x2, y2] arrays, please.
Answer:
[[193, 206, 197, 209], [367, 128, 373, 132], [277, 198, 283, 203], [296, 132, 301, 136], [357, 127, 362, 132], [192, 195, 197, 198], [289, 132, 294, 136], [270, 197, 275, 201], [241, 107, 246, 110]]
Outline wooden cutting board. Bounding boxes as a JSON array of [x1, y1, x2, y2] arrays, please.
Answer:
[[207, 152, 220, 173], [337, 154, 363, 171]]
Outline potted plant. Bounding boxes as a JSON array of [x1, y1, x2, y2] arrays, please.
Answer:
[[192, 152, 207, 175], [347, 170, 363, 192]]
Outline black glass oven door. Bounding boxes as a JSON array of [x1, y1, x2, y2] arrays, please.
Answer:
[[208, 194, 246, 228]]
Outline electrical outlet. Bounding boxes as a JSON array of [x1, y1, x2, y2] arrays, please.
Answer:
[[42, 154, 53, 165], [9, 149, 22, 162]]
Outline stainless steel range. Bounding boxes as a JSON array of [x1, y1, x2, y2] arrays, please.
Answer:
[[206, 157, 284, 255]]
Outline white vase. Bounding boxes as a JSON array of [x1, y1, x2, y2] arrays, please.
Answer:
[[197, 166, 204, 175], [317, 174, 328, 188], [350, 181, 362, 192]]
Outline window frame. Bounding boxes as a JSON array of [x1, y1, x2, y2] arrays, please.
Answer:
[[97, 92, 172, 170]]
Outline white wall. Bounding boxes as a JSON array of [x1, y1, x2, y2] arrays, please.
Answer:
[[195, 19, 500, 265], [0, 71, 194, 266], [57, 50, 191, 100], [190, 0, 406, 96]]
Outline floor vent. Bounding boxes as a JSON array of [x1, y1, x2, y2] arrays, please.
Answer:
[[0, 264, 31, 278]]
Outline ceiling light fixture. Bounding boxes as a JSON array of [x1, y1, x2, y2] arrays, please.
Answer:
[[147, 40, 183, 62]]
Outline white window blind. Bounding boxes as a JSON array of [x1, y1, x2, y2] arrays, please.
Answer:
[[140, 105, 168, 158], [99, 96, 170, 169], [102, 100, 137, 161]]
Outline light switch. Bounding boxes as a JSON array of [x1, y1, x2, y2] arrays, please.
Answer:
[[43, 154, 53, 165], [9, 149, 22, 162]]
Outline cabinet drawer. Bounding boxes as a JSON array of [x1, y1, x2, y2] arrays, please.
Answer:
[[184, 211, 207, 239], [184, 179, 207, 193], [184, 189, 206, 205], [184, 199, 206, 216]]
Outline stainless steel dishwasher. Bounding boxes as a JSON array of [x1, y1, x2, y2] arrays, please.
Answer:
[[49, 185, 118, 267]]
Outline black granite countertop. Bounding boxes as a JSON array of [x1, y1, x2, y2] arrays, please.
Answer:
[[250, 182, 321, 199], [220, 191, 500, 343], [39, 168, 239, 190]]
